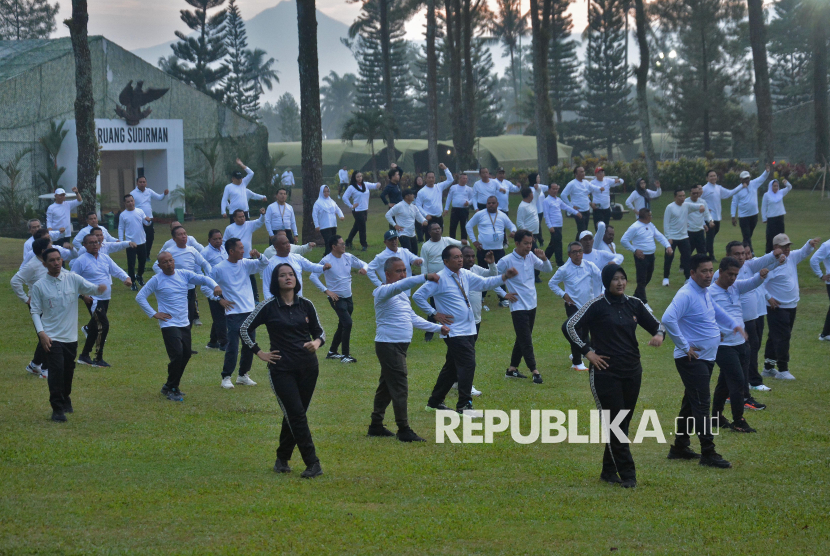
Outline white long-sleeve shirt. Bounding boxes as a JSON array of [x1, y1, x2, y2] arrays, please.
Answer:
[[734, 251, 779, 321], [220, 168, 264, 214], [72, 225, 117, 249], [548, 259, 602, 308], [730, 170, 769, 218], [810, 239, 830, 285], [595, 221, 616, 253], [281, 170, 295, 187], [664, 200, 706, 240], [420, 237, 463, 275], [309, 252, 367, 298], [413, 266, 506, 337], [445, 184, 474, 209], [136, 270, 217, 329], [582, 249, 623, 269], [386, 201, 427, 237], [661, 280, 742, 360], [70, 252, 129, 301], [709, 273, 765, 346], [466, 210, 517, 250], [493, 178, 521, 212], [265, 202, 298, 235], [312, 199, 344, 229], [701, 183, 739, 221], [684, 198, 713, 233], [472, 179, 501, 206], [201, 243, 228, 267], [589, 177, 623, 209], [210, 257, 269, 315], [46, 200, 81, 232], [130, 186, 166, 221], [118, 208, 148, 243], [468, 264, 506, 323], [30, 269, 99, 342], [23, 230, 62, 264], [534, 184, 549, 214], [338, 169, 349, 184], [497, 250, 553, 311], [223, 214, 265, 258], [561, 179, 593, 211], [542, 195, 578, 229], [261, 252, 324, 297], [516, 200, 539, 234], [342, 183, 380, 212], [761, 182, 792, 221], [152, 245, 212, 290], [22, 244, 76, 268], [415, 169, 454, 216], [11, 255, 49, 303], [765, 240, 815, 308], [366, 247, 421, 289], [620, 220, 671, 255], [161, 235, 204, 253], [263, 243, 313, 260], [373, 275, 442, 343], [625, 188, 661, 214]]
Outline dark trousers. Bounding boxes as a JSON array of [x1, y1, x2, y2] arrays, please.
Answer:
[[270, 364, 320, 466], [372, 342, 411, 430], [250, 273, 259, 304], [126, 243, 147, 281], [477, 202, 487, 211], [346, 210, 368, 248], [144, 222, 155, 260], [427, 215, 444, 229], [593, 208, 611, 229], [673, 357, 717, 455], [535, 213, 545, 246], [320, 227, 336, 255], [764, 307, 797, 373], [45, 341, 77, 413], [81, 299, 109, 359], [634, 254, 655, 304], [688, 230, 706, 255], [449, 207, 469, 240], [765, 215, 785, 254], [399, 235, 418, 253], [590, 369, 641, 480], [739, 214, 759, 254], [428, 335, 477, 411], [208, 299, 228, 346], [705, 220, 721, 258], [744, 316, 765, 386], [510, 308, 538, 370], [573, 213, 589, 241], [161, 326, 192, 389], [823, 285, 830, 338], [186, 288, 197, 325], [223, 312, 255, 378], [664, 238, 691, 280], [415, 220, 424, 242], [544, 227, 564, 266], [328, 296, 354, 355], [476, 247, 505, 268], [713, 343, 749, 422], [564, 303, 586, 365], [33, 341, 47, 368]]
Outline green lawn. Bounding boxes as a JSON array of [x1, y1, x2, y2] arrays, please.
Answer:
[[1, 191, 828, 554]]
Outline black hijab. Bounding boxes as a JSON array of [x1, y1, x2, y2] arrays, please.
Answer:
[[602, 264, 627, 296], [635, 178, 650, 209]]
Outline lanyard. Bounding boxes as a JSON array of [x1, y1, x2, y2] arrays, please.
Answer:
[[278, 203, 286, 225], [487, 211, 499, 240], [451, 272, 471, 309]]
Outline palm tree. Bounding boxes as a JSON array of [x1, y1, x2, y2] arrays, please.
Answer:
[[245, 48, 279, 96], [341, 108, 398, 179], [484, 0, 528, 130], [320, 71, 357, 138]]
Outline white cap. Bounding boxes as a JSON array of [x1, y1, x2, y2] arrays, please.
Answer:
[[739, 171, 751, 179], [579, 230, 594, 240], [54, 188, 66, 195]]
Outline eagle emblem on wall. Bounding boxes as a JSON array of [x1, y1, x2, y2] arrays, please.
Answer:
[[114, 81, 169, 125]]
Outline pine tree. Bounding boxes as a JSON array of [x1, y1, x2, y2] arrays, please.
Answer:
[[768, 0, 813, 110], [276, 92, 301, 142], [548, 0, 580, 128], [578, 0, 636, 159], [0, 0, 59, 40], [222, 0, 256, 115], [472, 39, 505, 137]]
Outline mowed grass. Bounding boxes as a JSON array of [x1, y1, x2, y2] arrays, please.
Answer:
[[1, 190, 828, 555]]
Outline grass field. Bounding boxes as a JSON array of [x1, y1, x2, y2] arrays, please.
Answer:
[[1, 190, 829, 555]]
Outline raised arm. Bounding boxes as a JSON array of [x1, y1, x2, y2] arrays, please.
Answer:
[[375, 274, 426, 302], [412, 279, 439, 314]]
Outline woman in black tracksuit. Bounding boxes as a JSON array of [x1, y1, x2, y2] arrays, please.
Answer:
[[240, 263, 326, 479], [562, 264, 665, 489]]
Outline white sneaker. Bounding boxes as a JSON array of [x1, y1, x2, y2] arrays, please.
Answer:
[[750, 384, 772, 391], [662, 278, 669, 287], [461, 408, 484, 418], [221, 377, 235, 389], [819, 334, 830, 341], [236, 374, 257, 386], [25, 362, 41, 375], [40, 369, 48, 379], [761, 368, 779, 378], [81, 325, 88, 338], [193, 318, 203, 326], [499, 300, 510, 308], [568, 354, 573, 362], [774, 371, 795, 380], [482, 305, 490, 312], [471, 385, 482, 397], [572, 363, 588, 371]]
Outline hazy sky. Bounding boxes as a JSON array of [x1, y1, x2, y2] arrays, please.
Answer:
[[51, 0, 589, 52]]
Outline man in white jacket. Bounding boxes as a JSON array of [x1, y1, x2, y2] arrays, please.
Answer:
[[386, 189, 428, 253], [730, 164, 770, 255], [663, 189, 707, 286]]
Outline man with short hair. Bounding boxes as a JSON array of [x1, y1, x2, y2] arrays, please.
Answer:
[[810, 239, 830, 341], [419, 222, 464, 341], [701, 170, 740, 259], [662, 254, 745, 469], [118, 193, 152, 289], [685, 185, 714, 256], [261, 233, 329, 297], [579, 229, 624, 269], [220, 158, 265, 222], [281, 168, 295, 189], [493, 167, 521, 216], [23, 219, 63, 263], [265, 188, 298, 244], [415, 163, 454, 228], [72, 212, 117, 249], [159, 221, 204, 252], [12, 237, 54, 378], [223, 207, 267, 302], [21, 228, 66, 269], [153, 226, 214, 330], [620, 208, 672, 310], [46, 187, 82, 245], [30, 248, 106, 421], [663, 188, 708, 286], [730, 164, 770, 255], [202, 229, 229, 350], [380, 166, 404, 208], [386, 189, 428, 253], [542, 183, 581, 266], [472, 167, 506, 210], [337, 165, 349, 197], [466, 195, 517, 270], [444, 173, 474, 240], [589, 167, 623, 229], [262, 230, 315, 259], [130, 176, 168, 260], [594, 221, 617, 254], [366, 230, 423, 294], [561, 167, 593, 239]]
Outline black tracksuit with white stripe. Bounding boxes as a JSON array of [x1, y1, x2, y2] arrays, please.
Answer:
[[563, 292, 662, 480], [241, 295, 325, 466]]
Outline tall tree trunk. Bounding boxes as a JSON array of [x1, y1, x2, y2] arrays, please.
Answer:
[[813, 11, 829, 164], [747, 0, 774, 163], [700, 27, 710, 154], [379, 0, 397, 163], [296, 0, 324, 242], [633, 0, 657, 185], [529, 0, 557, 182], [510, 47, 520, 128], [460, 0, 476, 168], [446, 0, 466, 170], [426, 0, 439, 170], [66, 0, 98, 217]]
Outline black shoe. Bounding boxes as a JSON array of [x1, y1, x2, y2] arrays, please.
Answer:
[[360, 246, 367, 252], [534, 276, 542, 283], [51, 410, 67, 422], [340, 355, 357, 364], [712, 413, 731, 430], [94, 359, 111, 368], [326, 351, 342, 360], [667, 446, 701, 460], [367, 424, 396, 437], [219, 343, 227, 352], [77, 354, 94, 366], [190, 349, 198, 355], [206, 342, 222, 350], [131, 283, 138, 291], [731, 417, 757, 433], [301, 461, 323, 478], [505, 368, 528, 379], [744, 397, 766, 411], [137, 276, 145, 286], [63, 400, 73, 413], [396, 427, 426, 442], [425, 402, 454, 412], [273, 459, 291, 473], [699, 452, 732, 468], [532, 372, 543, 384], [620, 478, 637, 489], [345, 241, 353, 249], [600, 471, 622, 484], [424, 332, 434, 342]]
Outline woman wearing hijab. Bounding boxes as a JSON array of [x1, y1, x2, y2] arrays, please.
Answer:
[[312, 185, 345, 256], [761, 177, 792, 254], [625, 178, 662, 218], [342, 171, 381, 251], [562, 264, 665, 489], [240, 263, 326, 478]]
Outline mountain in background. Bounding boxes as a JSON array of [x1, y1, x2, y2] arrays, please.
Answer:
[[130, 1, 358, 104]]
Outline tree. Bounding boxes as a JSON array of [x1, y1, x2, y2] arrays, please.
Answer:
[[529, 0, 557, 180], [320, 71, 357, 138], [221, 0, 255, 114], [805, 0, 829, 163], [162, 0, 229, 98], [486, 0, 529, 130], [548, 0, 580, 128], [37, 119, 68, 194], [341, 109, 397, 180], [0, 148, 33, 226], [768, 0, 812, 110], [425, 0, 439, 169], [65, 0, 97, 217], [244, 48, 278, 113], [747, 0, 774, 164], [276, 92, 301, 142], [472, 39, 505, 137], [633, 0, 657, 185], [0, 0, 59, 40]]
